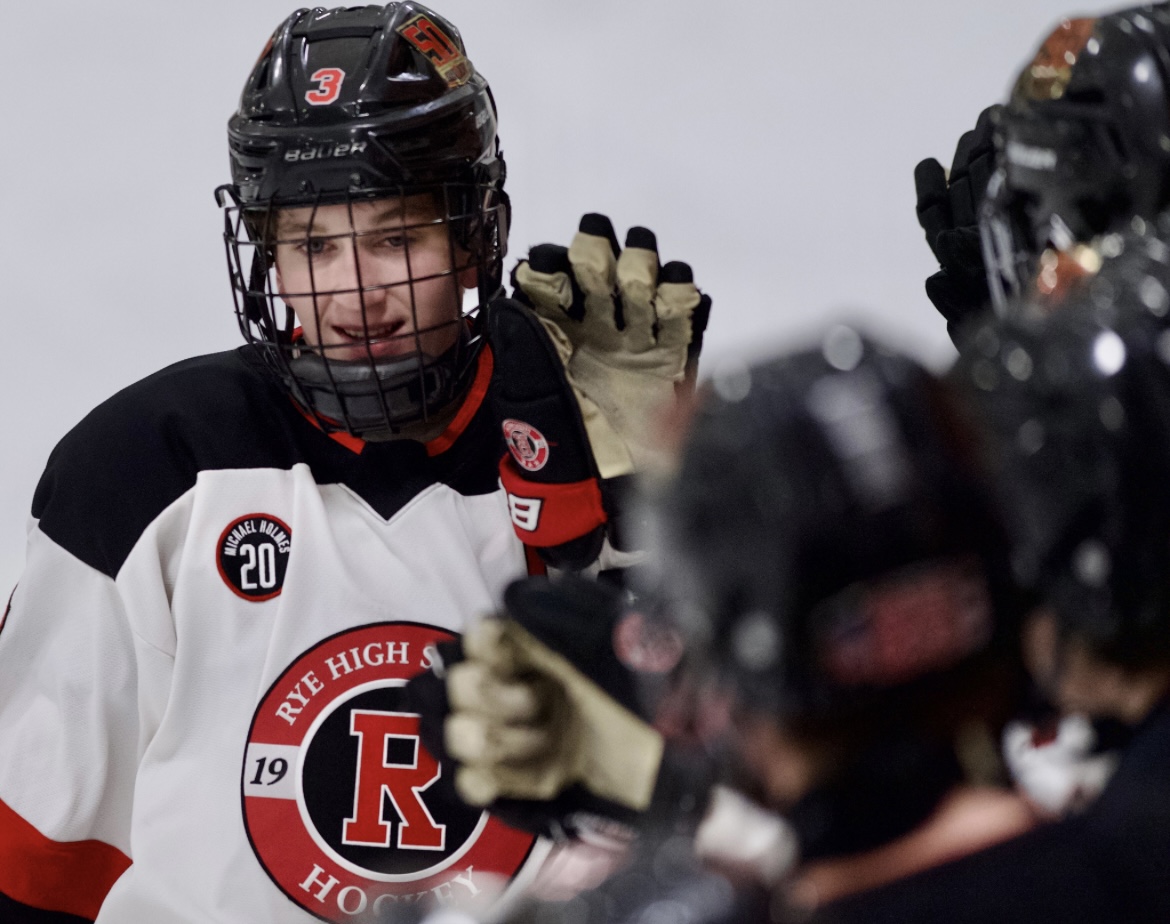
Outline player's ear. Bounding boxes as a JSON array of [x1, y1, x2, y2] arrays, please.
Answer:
[[457, 265, 478, 290]]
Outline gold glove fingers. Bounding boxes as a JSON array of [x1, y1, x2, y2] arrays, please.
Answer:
[[444, 711, 554, 766], [654, 272, 703, 359], [447, 660, 543, 722], [568, 227, 625, 354], [512, 259, 575, 316], [455, 758, 571, 807], [615, 241, 660, 354]]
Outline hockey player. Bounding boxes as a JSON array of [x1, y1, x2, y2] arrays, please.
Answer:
[[0, 4, 707, 923], [852, 296, 1170, 924], [418, 332, 1043, 921], [916, 3, 1170, 334], [913, 2, 1170, 816]]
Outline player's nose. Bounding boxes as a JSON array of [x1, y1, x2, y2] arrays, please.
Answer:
[[321, 244, 393, 313]]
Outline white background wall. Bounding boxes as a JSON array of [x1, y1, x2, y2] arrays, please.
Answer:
[[0, 0, 1097, 594]]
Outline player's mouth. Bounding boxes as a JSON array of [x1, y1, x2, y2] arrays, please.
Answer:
[[329, 320, 413, 360]]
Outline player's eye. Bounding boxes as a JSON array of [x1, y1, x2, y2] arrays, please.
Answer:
[[301, 237, 328, 256], [379, 232, 411, 250]]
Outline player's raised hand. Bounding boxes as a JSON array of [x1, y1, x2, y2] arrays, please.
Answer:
[[915, 105, 1000, 342], [485, 214, 711, 570], [413, 577, 664, 829], [514, 214, 710, 400]]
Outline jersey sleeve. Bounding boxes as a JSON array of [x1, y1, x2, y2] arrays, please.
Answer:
[[0, 523, 151, 920], [0, 374, 194, 922]]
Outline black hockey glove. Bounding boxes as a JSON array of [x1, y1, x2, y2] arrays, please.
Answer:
[[404, 576, 667, 839], [915, 105, 1000, 343], [485, 214, 711, 571]]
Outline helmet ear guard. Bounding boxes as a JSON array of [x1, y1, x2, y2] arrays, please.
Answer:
[[220, 3, 508, 439]]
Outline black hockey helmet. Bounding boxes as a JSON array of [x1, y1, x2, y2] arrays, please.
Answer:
[[218, 3, 508, 439], [982, 5, 1170, 315], [956, 275, 1170, 667], [652, 329, 1022, 722]]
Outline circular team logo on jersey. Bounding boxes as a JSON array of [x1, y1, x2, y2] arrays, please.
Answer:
[[217, 514, 292, 602], [502, 419, 550, 472], [243, 623, 536, 921]]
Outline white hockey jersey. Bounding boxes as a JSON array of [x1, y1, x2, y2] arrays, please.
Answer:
[[0, 347, 546, 923]]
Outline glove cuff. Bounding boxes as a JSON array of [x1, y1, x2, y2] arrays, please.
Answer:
[[500, 455, 607, 546]]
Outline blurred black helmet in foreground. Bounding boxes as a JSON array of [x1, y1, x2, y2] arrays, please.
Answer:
[[653, 328, 1023, 724], [957, 280, 1170, 667]]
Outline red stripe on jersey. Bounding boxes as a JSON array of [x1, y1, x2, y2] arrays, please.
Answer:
[[0, 798, 130, 920], [323, 426, 366, 454], [426, 345, 494, 457], [288, 398, 368, 454]]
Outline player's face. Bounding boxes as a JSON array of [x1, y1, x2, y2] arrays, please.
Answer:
[[273, 196, 477, 362]]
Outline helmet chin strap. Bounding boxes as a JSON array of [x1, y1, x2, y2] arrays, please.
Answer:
[[283, 327, 475, 441]]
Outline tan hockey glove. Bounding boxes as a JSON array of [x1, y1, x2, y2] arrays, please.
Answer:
[[443, 616, 664, 813], [512, 215, 709, 475], [487, 214, 710, 569]]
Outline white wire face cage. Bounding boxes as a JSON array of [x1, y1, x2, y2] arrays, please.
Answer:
[[222, 182, 508, 439]]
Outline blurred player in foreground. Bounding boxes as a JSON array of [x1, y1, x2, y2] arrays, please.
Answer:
[[947, 285, 1170, 923], [914, 0, 1170, 821], [413, 329, 1046, 922], [0, 3, 707, 921], [423, 306, 1170, 922]]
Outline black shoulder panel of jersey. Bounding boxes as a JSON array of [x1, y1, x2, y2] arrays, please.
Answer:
[[429, 391, 507, 497], [31, 348, 476, 579]]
